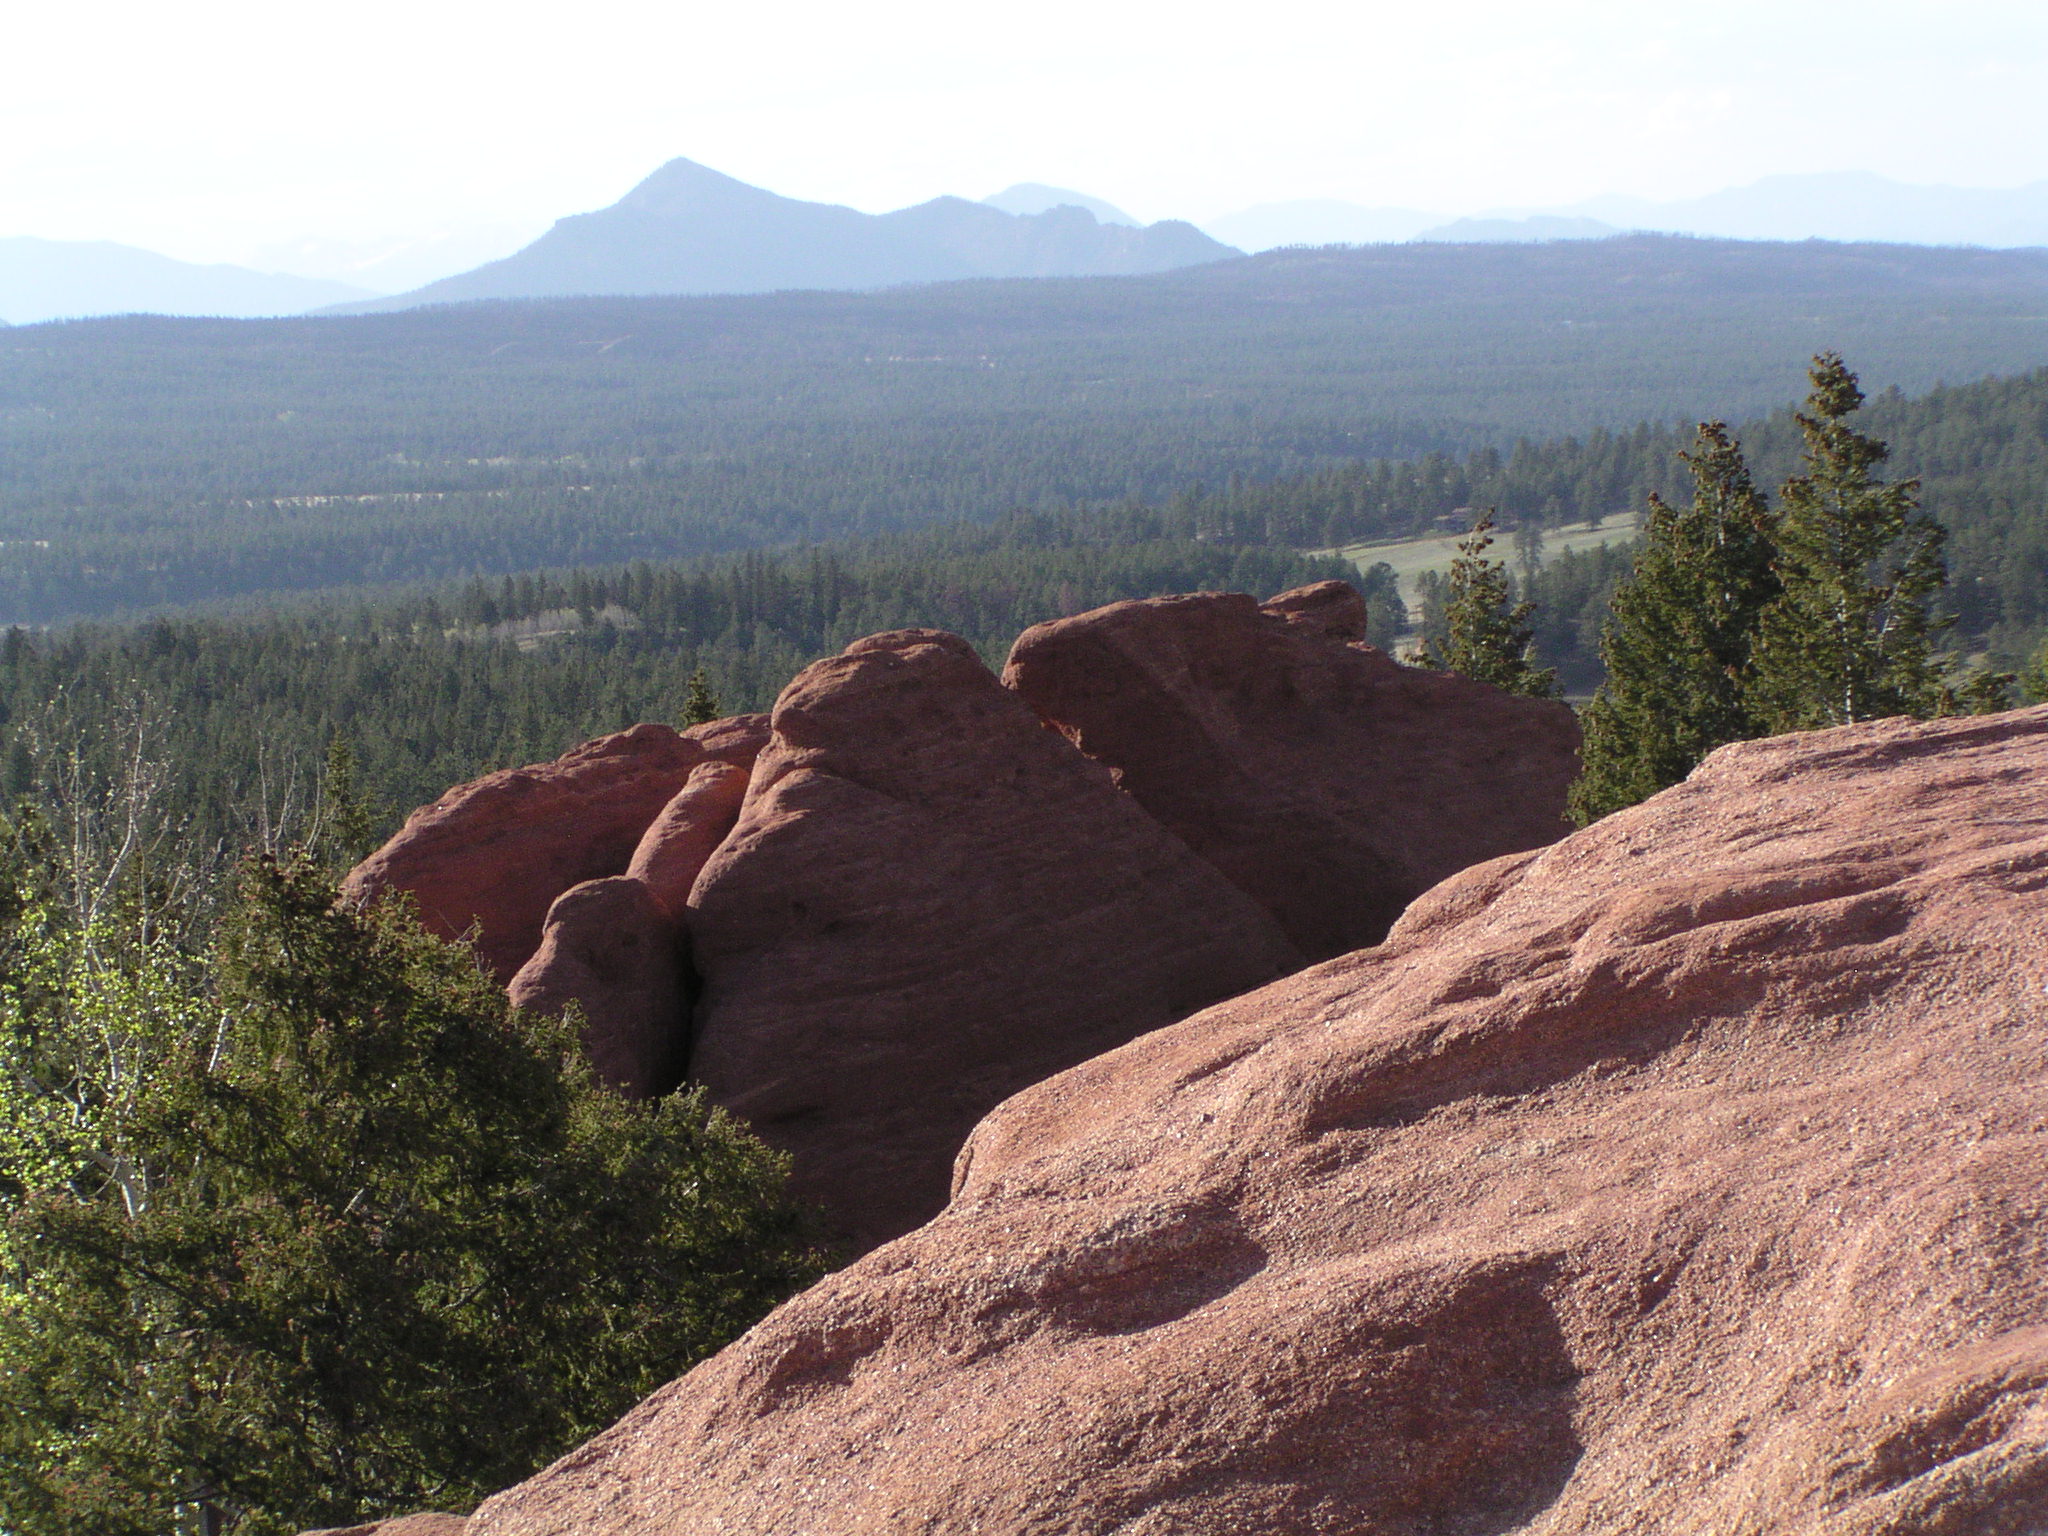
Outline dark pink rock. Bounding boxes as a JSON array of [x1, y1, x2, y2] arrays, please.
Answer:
[[626, 759, 753, 921], [685, 628, 1302, 1249], [506, 876, 688, 1097], [463, 706, 2048, 1536], [1003, 582, 1581, 960], [340, 724, 704, 982], [342, 716, 769, 983]]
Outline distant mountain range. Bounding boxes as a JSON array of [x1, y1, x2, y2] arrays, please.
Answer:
[[17, 165, 2048, 325], [0, 237, 374, 325], [980, 183, 1139, 226], [327, 160, 1234, 313], [1203, 173, 2048, 251]]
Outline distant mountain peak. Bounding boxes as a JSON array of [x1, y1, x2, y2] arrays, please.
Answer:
[[982, 183, 1138, 227], [330, 159, 1235, 312], [614, 157, 831, 218]]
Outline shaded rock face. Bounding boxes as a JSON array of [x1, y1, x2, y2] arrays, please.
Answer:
[[302, 1516, 468, 1536], [506, 877, 688, 1098], [342, 718, 766, 982], [466, 707, 2048, 1536], [1004, 583, 1581, 960], [685, 629, 1303, 1249]]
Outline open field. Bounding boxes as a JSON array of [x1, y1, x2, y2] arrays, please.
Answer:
[[1331, 511, 1642, 596]]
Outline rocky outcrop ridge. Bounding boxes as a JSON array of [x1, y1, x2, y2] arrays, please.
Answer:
[[341, 718, 766, 982], [345, 584, 1580, 1247], [1004, 581, 1581, 958], [455, 706, 2048, 1536], [684, 628, 1301, 1248]]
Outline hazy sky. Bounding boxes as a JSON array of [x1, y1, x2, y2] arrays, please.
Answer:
[[7, 0, 2045, 272]]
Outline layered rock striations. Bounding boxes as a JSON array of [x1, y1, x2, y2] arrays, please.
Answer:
[[684, 629, 1302, 1248], [460, 706, 2048, 1536], [1004, 581, 1581, 959]]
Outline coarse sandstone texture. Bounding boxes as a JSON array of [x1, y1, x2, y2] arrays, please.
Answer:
[[506, 877, 689, 1097], [341, 718, 766, 982], [465, 706, 2048, 1536], [302, 1516, 469, 1536], [625, 758, 753, 920], [685, 628, 1303, 1249], [1004, 582, 1582, 959]]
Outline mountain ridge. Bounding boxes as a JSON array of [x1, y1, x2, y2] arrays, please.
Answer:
[[328, 158, 1236, 312], [1204, 171, 2048, 252], [0, 236, 374, 324]]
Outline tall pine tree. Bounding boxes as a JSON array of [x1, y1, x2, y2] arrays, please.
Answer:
[[682, 666, 723, 727], [1569, 423, 1779, 823], [1419, 512, 1557, 698], [1747, 353, 1950, 729]]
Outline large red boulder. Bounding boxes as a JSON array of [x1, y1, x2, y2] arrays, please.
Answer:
[[341, 719, 766, 982], [506, 877, 689, 1097], [463, 707, 2048, 1536], [1003, 582, 1582, 959], [684, 629, 1303, 1249], [624, 759, 753, 921]]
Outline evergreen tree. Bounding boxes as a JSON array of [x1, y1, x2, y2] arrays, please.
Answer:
[[682, 667, 722, 727], [2021, 638, 2048, 705], [1747, 354, 1951, 729], [1569, 423, 1780, 823], [0, 855, 824, 1536], [1419, 512, 1557, 698], [316, 734, 375, 869]]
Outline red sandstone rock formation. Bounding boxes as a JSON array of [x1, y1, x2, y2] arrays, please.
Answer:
[[624, 759, 752, 920], [506, 877, 688, 1097], [685, 628, 1303, 1249], [1004, 582, 1581, 960], [460, 707, 2048, 1536], [341, 718, 766, 982]]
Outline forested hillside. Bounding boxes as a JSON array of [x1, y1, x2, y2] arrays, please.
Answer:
[[5, 355, 2044, 848], [1178, 369, 2048, 663], [9, 236, 2048, 620], [0, 529, 1356, 852]]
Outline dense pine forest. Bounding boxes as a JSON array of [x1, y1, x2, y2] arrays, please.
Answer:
[[2, 232, 2046, 863], [8, 236, 2048, 621], [4, 349, 2046, 853], [0, 532, 1358, 852]]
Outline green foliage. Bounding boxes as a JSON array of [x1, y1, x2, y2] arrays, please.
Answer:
[[681, 667, 722, 727], [0, 523, 1346, 853], [2021, 638, 2048, 704], [1747, 353, 1952, 729], [1569, 423, 1780, 824], [316, 735, 376, 870], [1420, 512, 1557, 698], [0, 855, 824, 1536]]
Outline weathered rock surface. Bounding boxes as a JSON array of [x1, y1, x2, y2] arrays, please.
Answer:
[[685, 628, 1303, 1249], [1004, 582, 1582, 959], [625, 759, 752, 920], [466, 707, 2048, 1536], [506, 877, 689, 1097], [303, 1516, 468, 1536], [341, 718, 766, 982]]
